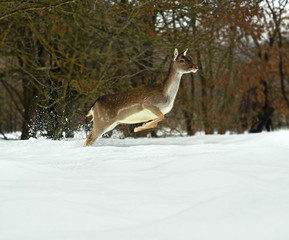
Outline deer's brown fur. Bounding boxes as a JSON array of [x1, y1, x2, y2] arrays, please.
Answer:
[[85, 48, 198, 146]]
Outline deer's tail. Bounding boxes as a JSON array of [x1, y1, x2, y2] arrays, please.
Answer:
[[86, 107, 94, 122], [86, 108, 93, 118]]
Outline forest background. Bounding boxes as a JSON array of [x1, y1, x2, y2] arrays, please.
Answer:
[[0, 0, 288, 140]]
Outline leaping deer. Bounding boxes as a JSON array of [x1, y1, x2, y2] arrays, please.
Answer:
[[85, 48, 198, 146]]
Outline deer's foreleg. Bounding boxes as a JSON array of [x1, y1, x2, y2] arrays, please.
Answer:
[[134, 105, 164, 132]]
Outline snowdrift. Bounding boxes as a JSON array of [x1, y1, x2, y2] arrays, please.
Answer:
[[1, 131, 289, 240]]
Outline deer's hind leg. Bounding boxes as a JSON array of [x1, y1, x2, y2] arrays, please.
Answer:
[[85, 107, 117, 146], [85, 126, 101, 146], [85, 128, 101, 146], [85, 120, 116, 146]]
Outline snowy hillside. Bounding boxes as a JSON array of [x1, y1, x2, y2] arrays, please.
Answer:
[[1, 131, 289, 240]]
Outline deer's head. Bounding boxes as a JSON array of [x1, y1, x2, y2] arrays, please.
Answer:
[[172, 48, 198, 74]]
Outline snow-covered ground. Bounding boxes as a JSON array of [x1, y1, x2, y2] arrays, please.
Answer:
[[1, 131, 289, 240]]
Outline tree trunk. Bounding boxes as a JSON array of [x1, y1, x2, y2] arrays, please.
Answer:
[[21, 78, 38, 139], [197, 50, 213, 134]]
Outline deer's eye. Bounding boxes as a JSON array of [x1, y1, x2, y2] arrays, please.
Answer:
[[179, 59, 185, 63]]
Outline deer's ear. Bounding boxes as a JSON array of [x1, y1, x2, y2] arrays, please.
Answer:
[[173, 48, 178, 61], [183, 48, 188, 56]]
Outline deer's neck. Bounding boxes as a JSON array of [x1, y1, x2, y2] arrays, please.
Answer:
[[162, 63, 183, 100]]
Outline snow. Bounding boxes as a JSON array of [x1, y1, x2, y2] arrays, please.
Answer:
[[1, 131, 289, 240]]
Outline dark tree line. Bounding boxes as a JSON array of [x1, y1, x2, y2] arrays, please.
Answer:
[[0, 0, 288, 139]]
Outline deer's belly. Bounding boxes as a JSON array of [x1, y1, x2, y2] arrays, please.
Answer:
[[119, 110, 157, 124]]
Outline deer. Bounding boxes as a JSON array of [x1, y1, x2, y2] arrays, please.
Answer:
[[85, 48, 198, 146]]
